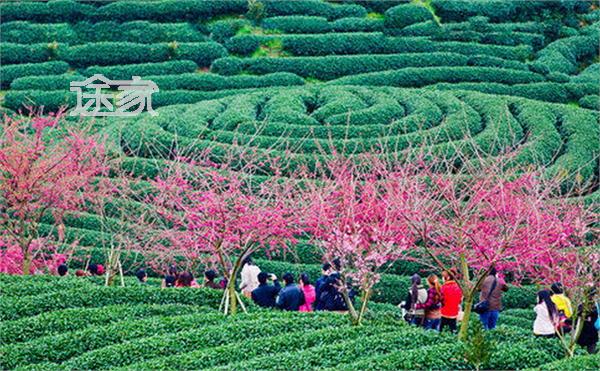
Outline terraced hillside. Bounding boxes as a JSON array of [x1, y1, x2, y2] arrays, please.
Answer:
[[1, 274, 599, 370], [1, 0, 598, 111], [1, 0, 598, 279]]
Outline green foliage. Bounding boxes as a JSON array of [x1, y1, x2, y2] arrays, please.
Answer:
[[10, 74, 85, 91], [534, 353, 600, 370], [146, 72, 303, 91], [532, 33, 600, 75], [83, 60, 199, 80], [0, 284, 225, 321], [579, 95, 599, 110], [464, 321, 494, 370], [262, 0, 366, 20], [214, 52, 470, 80], [384, 3, 434, 30], [330, 66, 544, 87], [246, 0, 266, 25], [0, 61, 69, 89], [0, 43, 53, 65]]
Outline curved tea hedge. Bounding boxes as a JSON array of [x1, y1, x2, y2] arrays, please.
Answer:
[[0, 274, 594, 370]]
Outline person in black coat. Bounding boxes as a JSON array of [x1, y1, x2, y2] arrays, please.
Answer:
[[251, 272, 281, 308], [276, 272, 305, 311], [314, 263, 332, 311], [320, 272, 354, 311], [577, 289, 599, 354]]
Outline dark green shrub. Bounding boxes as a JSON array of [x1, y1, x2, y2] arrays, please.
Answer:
[[0, 43, 52, 64], [579, 95, 599, 110], [384, 3, 434, 30], [532, 34, 599, 75], [0, 303, 204, 345], [216, 52, 469, 80], [330, 66, 544, 87], [208, 19, 250, 43], [331, 17, 384, 32], [0, 0, 94, 22], [0, 285, 225, 321], [1, 22, 79, 44], [94, 0, 247, 22], [211, 57, 244, 75], [57, 42, 171, 68], [535, 353, 600, 370], [263, 0, 366, 20], [173, 42, 228, 67], [83, 60, 198, 80], [10, 74, 85, 91], [262, 16, 330, 33], [72, 21, 207, 43], [146, 72, 304, 91], [0, 61, 69, 89]]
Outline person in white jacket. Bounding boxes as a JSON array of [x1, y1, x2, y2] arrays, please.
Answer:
[[239, 257, 261, 298], [533, 290, 558, 337]]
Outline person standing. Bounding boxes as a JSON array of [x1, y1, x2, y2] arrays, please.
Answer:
[[577, 289, 598, 354], [298, 273, 316, 312], [478, 267, 508, 330], [276, 272, 305, 311], [252, 272, 281, 308], [533, 290, 558, 337], [162, 265, 178, 288], [175, 271, 200, 288], [416, 274, 443, 330], [203, 270, 223, 289], [314, 263, 331, 311], [57, 264, 69, 277], [239, 257, 261, 298], [550, 282, 573, 332], [440, 269, 463, 333], [136, 269, 148, 284], [402, 274, 428, 326]]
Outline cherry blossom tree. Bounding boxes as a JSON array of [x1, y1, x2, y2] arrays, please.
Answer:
[[303, 155, 419, 325], [146, 155, 303, 314], [0, 111, 107, 274], [400, 154, 598, 340]]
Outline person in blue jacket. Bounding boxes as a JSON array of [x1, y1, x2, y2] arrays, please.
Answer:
[[314, 263, 332, 310], [276, 272, 305, 311], [251, 272, 281, 308]]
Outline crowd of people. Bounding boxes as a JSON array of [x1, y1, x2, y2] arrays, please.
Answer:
[[399, 268, 598, 354], [55, 260, 598, 354]]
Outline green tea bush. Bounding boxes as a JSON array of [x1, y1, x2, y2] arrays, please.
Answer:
[[332, 17, 384, 32], [208, 18, 250, 43], [263, 0, 366, 20], [61, 314, 349, 370], [0, 61, 70, 89], [0, 0, 94, 22], [579, 95, 599, 110], [0, 285, 225, 321], [432, 82, 569, 103], [547, 107, 600, 189], [0, 43, 53, 65], [0, 303, 205, 345], [10, 74, 85, 91], [83, 60, 198, 80], [57, 42, 171, 67], [262, 16, 330, 33], [532, 33, 600, 75], [94, 0, 247, 22], [384, 3, 434, 30], [213, 52, 469, 80], [146, 72, 304, 91], [172, 42, 228, 67], [330, 66, 544, 87], [535, 353, 600, 370], [121, 324, 390, 370], [73, 21, 207, 43], [1, 22, 79, 44]]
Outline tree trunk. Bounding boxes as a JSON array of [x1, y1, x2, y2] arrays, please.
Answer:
[[22, 249, 32, 275], [459, 292, 474, 340], [341, 290, 360, 325], [227, 281, 238, 315], [356, 288, 372, 325]]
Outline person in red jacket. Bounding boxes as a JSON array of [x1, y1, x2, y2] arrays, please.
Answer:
[[440, 269, 463, 333]]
